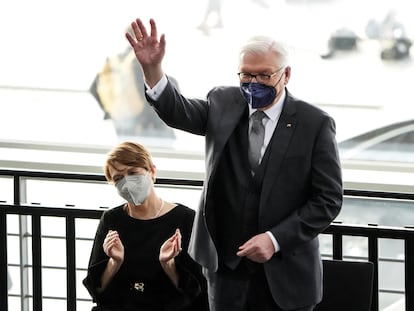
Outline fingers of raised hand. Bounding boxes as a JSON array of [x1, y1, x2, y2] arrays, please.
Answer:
[[132, 18, 152, 43], [130, 21, 143, 43], [127, 18, 160, 45], [149, 18, 157, 40]]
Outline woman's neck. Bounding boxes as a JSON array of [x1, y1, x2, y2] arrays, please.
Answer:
[[125, 197, 164, 219]]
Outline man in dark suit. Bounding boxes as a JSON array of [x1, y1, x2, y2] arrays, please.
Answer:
[[126, 18, 343, 311]]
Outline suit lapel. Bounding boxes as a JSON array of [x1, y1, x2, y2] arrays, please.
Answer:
[[260, 95, 297, 207]]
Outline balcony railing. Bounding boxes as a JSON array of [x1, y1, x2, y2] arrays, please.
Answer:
[[1, 169, 414, 311]]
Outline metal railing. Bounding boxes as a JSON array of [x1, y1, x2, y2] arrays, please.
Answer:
[[1, 169, 414, 311]]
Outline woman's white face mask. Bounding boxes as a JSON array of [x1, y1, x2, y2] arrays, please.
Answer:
[[114, 172, 151, 205]]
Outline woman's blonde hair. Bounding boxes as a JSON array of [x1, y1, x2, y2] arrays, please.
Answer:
[[104, 141, 154, 182]]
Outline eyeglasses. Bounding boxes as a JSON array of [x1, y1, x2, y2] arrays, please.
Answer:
[[237, 67, 284, 83]]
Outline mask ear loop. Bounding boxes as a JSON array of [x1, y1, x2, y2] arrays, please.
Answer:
[[273, 69, 285, 88], [146, 167, 156, 183]]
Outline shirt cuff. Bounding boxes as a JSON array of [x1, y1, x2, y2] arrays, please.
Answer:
[[145, 74, 168, 100], [266, 231, 280, 253]]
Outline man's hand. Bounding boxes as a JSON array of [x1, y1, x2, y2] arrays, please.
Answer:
[[236, 233, 275, 263], [125, 18, 165, 87]]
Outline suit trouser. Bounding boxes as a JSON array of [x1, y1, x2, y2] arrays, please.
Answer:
[[204, 261, 314, 311]]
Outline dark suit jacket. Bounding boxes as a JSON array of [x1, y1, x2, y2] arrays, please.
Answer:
[[149, 81, 343, 309]]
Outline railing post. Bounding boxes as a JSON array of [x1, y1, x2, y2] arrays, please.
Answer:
[[32, 215, 42, 311], [404, 229, 414, 311], [0, 209, 8, 311], [66, 215, 77, 311], [332, 232, 343, 260], [368, 233, 379, 311]]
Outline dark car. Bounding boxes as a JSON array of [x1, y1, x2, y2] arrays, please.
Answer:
[[338, 118, 414, 163], [338, 119, 414, 164], [338, 118, 414, 192]]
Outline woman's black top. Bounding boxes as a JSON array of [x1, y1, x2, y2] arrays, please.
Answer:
[[83, 204, 209, 311]]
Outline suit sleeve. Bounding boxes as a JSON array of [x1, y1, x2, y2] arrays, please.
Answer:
[[146, 80, 210, 136]]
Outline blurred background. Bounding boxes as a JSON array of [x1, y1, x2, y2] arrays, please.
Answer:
[[1, 0, 413, 145]]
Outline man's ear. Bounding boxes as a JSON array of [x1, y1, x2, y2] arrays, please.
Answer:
[[284, 66, 291, 85]]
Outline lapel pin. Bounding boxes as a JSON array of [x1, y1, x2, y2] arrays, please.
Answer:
[[286, 123, 292, 128]]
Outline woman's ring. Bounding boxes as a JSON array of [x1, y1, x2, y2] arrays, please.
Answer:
[[138, 36, 143, 41]]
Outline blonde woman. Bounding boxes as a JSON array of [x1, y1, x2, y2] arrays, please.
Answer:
[[83, 142, 208, 311]]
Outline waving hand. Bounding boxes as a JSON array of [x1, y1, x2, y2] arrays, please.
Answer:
[[125, 18, 165, 87]]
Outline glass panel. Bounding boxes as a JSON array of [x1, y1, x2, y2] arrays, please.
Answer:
[[6, 214, 19, 235], [7, 235, 20, 264], [41, 216, 66, 237], [76, 219, 100, 240], [0, 177, 13, 204], [76, 239, 94, 270], [77, 270, 92, 300], [342, 236, 368, 260], [42, 268, 66, 297], [379, 293, 405, 311], [7, 266, 19, 294], [319, 234, 333, 258], [338, 196, 414, 227], [41, 237, 67, 267], [7, 297, 20, 311], [379, 239, 404, 291], [24, 179, 121, 210], [42, 298, 67, 311], [380, 238, 404, 260]]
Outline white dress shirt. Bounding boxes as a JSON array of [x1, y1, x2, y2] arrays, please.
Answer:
[[248, 91, 286, 254]]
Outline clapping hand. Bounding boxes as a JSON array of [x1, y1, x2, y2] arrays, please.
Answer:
[[159, 228, 182, 264], [103, 230, 124, 264]]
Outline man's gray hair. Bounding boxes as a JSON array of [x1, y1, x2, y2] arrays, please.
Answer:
[[239, 36, 289, 67]]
